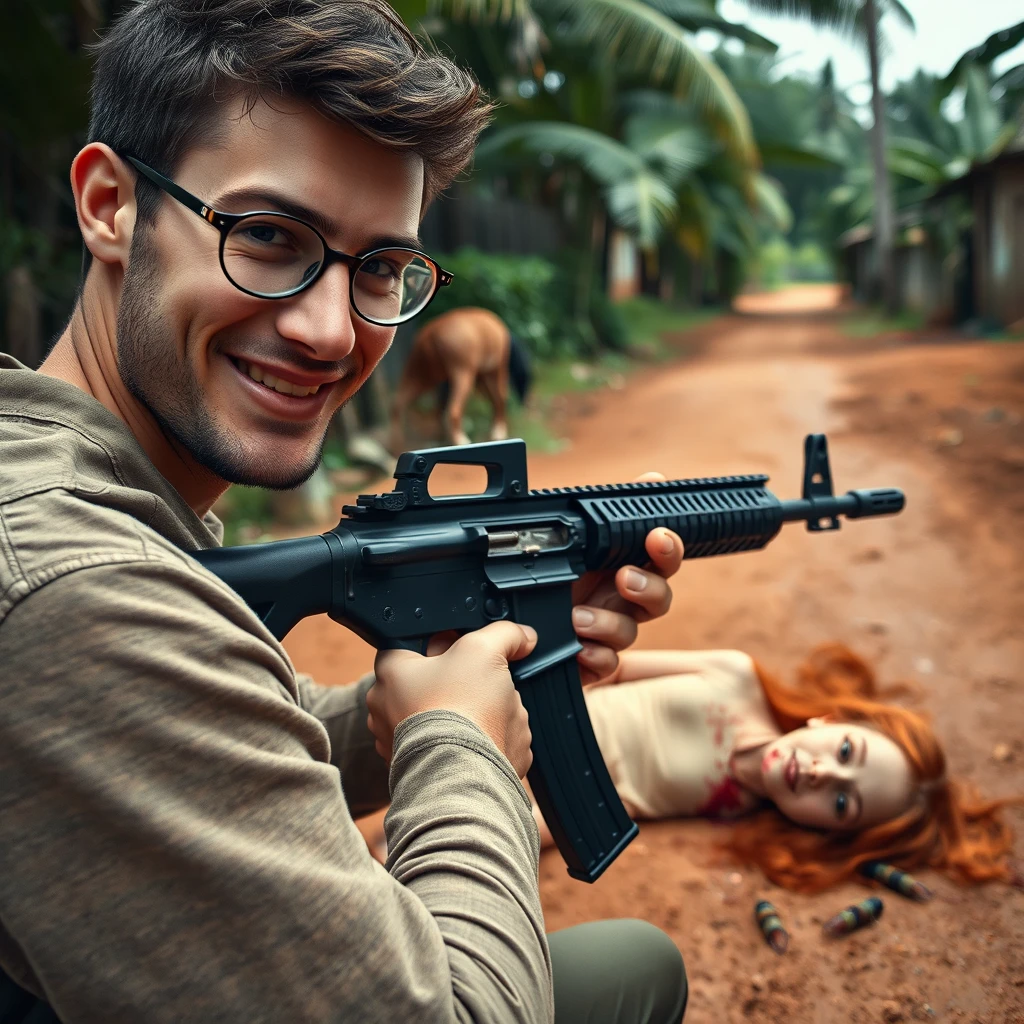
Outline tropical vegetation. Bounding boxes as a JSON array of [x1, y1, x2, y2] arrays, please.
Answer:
[[2, 0, 1022, 366]]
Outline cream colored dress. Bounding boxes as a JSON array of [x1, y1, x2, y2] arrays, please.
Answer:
[[582, 649, 781, 820]]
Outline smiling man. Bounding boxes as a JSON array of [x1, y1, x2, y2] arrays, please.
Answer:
[[0, 3, 688, 1023]]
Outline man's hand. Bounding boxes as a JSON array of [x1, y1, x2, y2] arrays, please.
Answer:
[[368, 621, 538, 777], [571, 472, 684, 686]]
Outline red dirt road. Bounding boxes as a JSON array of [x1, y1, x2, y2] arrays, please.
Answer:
[[285, 285, 1024, 1023]]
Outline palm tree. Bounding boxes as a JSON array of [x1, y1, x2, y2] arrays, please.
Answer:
[[393, 0, 777, 332], [393, 0, 764, 164], [743, 0, 916, 310]]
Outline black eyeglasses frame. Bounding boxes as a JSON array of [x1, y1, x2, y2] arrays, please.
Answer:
[[121, 154, 453, 326]]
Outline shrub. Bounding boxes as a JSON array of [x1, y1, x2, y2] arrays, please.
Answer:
[[427, 247, 624, 361]]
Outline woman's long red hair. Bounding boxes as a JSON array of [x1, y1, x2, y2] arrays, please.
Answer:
[[724, 643, 1020, 893]]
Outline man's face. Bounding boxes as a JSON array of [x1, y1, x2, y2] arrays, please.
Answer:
[[117, 97, 424, 489]]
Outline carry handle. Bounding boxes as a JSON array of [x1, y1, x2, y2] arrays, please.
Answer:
[[391, 439, 530, 506]]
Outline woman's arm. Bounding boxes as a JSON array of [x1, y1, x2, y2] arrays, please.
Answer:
[[605, 648, 755, 685]]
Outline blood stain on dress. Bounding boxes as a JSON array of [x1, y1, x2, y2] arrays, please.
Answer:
[[697, 776, 747, 819]]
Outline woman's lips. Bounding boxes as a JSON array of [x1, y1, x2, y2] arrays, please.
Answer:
[[785, 753, 799, 792]]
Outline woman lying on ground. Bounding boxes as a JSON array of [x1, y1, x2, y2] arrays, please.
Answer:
[[533, 643, 1020, 893]]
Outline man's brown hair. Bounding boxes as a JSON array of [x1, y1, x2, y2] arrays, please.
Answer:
[[87, 0, 490, 225]]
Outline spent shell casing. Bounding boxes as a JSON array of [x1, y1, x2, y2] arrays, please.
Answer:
[[822, 896, 884, 937], [859, 861, 934, 902], [754, 899, 789, 954]]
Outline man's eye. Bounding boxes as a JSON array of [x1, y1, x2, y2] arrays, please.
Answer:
[[361, 258, 398, 279], [244, 224, 284, 245], [838, 737, 853, 764], [835, 792, 848, 817]]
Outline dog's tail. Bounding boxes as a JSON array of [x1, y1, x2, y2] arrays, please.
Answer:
[[507, 334, 533, 404]]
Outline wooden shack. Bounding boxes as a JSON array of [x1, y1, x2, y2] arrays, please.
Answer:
[[839, 128, 1024, 329]]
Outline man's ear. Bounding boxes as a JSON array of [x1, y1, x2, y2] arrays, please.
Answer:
[[70, 143, 137, 270], [806, 714, 838, 728]]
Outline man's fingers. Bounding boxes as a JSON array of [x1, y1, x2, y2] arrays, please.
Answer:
[[644, 527, 684, 577], [457, 620, 539, 663], [425, 629, 460, 657], [615, 564, 673, 621], [373, 645, 424, 680], [578, 642, 619, 683], [572, 604, 638, 651]]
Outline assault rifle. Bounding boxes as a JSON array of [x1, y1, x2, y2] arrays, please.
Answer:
[[195, 434, 904, 883]]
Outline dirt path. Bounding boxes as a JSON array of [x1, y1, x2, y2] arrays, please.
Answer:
[[284, 285, 1024, 1024]]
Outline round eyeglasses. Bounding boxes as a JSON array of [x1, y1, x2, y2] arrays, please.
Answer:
[[122, 154, 452, 326]]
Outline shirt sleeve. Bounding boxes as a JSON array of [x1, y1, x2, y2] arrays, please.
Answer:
[[0, 557, 552, 1024], [293, 671, 392, 818]]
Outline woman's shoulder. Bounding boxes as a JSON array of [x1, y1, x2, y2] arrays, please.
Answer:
[[697, 649, 762, 698]]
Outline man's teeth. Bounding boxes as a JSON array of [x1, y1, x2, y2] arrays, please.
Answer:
[[237, 359, 320, 397]]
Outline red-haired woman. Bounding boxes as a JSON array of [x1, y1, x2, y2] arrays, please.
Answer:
[[535, 644, 1019, 893]]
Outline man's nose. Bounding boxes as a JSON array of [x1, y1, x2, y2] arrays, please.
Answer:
[[276, 262, 358, 361]]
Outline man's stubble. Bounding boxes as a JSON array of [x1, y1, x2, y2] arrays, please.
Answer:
[[116, 230, 329, 491]]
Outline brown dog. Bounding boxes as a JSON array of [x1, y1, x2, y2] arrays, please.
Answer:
[[388, 307, 531, 453]]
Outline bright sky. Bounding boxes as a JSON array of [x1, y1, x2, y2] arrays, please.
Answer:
[[712, 0, 1023, 109]]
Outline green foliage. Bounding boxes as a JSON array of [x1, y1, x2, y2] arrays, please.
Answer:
[[614, 295, 722, 352], [589, 288, 630, 351], [790, 241, 834, 281], [754, 237, 834, 287], [215, 486, 275, 547], [756, 237, 791, 289], [425, 247, 628, 360], [842, 308, 925, 337]]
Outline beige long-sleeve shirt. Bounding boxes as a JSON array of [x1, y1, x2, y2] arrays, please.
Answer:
[[0, 354, 552, 1024]]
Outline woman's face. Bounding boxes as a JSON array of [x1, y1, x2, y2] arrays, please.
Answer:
[[758, 719, 916, 830]]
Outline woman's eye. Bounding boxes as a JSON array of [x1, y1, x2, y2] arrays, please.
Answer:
[[838, 737, 853, 764], [835, 792, 848, 818]]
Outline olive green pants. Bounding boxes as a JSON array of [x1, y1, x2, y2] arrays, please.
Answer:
[[549, 919, 688, 1024], [0, 919, 686, 1024]]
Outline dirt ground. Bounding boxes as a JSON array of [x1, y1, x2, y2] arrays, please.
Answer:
[[284, 284, 1024, 1024]]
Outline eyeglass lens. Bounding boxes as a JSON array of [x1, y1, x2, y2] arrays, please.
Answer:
[[221, 213, 437, 324]]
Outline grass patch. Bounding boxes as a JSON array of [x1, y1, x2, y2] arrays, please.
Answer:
[[615, 296, 723, 358], [842, 308, 925, 337]]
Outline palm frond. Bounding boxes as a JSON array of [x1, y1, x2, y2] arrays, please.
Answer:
[[641, 0, 779, 51], [427, 0, 535, 22], [961, 64, 1003, 160], [883, 0, 915, 31], [545, 0, 757, 165], [940, 20, 1024, 96], [623, 117, 715, 184], [605, 172, 679, 248], [753, 174, 792, 233], [474, 121, 646, 184], [740, 0, 860, 31]]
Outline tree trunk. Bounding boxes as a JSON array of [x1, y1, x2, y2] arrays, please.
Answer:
[[864, 0, 898, 314], [5, 266, 44, 367]]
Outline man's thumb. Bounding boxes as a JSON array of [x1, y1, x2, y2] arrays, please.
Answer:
[[474, 620, 538, 662]]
